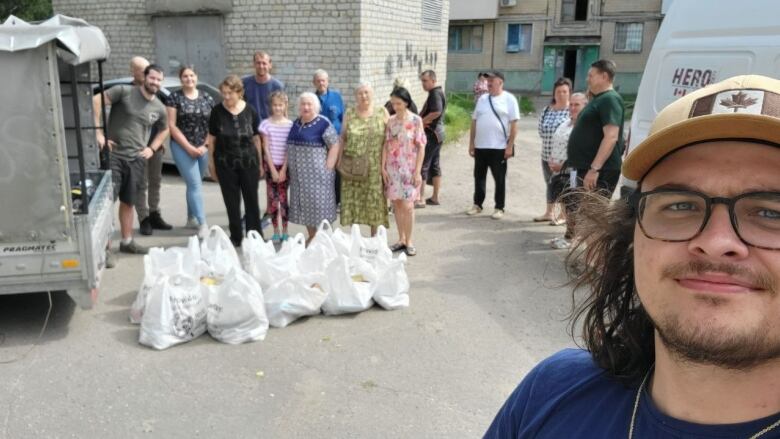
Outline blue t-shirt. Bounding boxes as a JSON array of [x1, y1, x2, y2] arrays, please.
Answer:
[[242, 75, 284, 121], [316, 89, 345, 134], [485, 349, 780, 438]]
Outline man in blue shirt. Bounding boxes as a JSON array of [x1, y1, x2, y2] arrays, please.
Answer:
[[313, 69, 345, 205], [486, 75, 780, 438], [242, 51, 284, 121], [313, 69, 344, 134]]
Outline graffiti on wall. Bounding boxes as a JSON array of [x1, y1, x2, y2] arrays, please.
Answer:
[[385, 41, 438, 77]]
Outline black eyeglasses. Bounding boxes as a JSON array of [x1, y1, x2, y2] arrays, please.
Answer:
[[630, 188, 780, 250]]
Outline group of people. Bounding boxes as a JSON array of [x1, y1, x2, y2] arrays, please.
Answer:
[[532, 59, 625, 248], [95, 50, 447, 260]]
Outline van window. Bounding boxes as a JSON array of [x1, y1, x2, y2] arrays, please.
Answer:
[[653, 52, 755, 113]]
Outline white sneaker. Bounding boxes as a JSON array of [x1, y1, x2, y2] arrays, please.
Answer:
[[198, 224, 209, 240], [466, 205, 483, 215], [491, 209, 505, 220], [185, 216, 200, 229]]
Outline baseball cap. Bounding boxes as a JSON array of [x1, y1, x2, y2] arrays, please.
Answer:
[[484, 70, 505, 81], [622, 75, 780, 181]]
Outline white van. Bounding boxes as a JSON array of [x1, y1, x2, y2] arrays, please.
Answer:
[[620, 0, 780, 194]]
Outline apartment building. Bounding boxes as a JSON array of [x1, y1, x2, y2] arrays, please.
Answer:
[[447, 0, 665, 95]]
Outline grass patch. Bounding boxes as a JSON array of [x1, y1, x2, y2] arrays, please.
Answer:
[[519, 96, 535, 116], [444, 92, 475, 143]]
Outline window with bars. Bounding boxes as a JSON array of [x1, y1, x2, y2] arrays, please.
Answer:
[[422, 0, 443, 31], [614, 22, 643, 53], [506, 23, 532, 53], [448, 25, 483, 52]]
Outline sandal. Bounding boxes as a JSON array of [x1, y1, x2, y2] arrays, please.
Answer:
[[425, 198, 440, 206], [414, 202, 426, 209], [533, 215, 553, 222], [389, 242, 407, 252], [405, 245, 417, 257]]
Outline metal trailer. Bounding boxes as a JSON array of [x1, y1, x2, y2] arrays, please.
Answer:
[[0, 15, 113, 309]]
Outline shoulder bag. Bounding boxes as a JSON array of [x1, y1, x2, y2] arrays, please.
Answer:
[[337, 110, 372, 182], [488, 95, 515, 157]]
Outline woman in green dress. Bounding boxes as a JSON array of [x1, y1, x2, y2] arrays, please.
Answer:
[[338, 83, 390, 235]]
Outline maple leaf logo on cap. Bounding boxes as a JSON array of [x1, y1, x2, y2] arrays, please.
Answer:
[[718, 91, 759, 113]]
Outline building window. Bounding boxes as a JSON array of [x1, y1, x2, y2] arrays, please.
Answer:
[[614, 22, 643, 53], [449, 25, 483, 52], [506, 23, 532, 53], [562, 0, 588, 22], [422, 0, 443, 31]]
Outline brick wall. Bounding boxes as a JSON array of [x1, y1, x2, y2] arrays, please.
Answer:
[[52, 0, 450, 110]]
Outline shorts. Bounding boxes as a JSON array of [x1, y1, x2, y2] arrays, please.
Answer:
[[110, 154, 146, 205], [421, 130, 442, 184], [549, 171, 571, 203]]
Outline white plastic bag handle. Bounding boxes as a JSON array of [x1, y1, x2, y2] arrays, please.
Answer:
[[246, 230, 263, 241], [375, 225, 387, 242], [318, 220, 333, 234]]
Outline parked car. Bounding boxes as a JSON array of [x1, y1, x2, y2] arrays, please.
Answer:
[[96, 77, 223, 167]]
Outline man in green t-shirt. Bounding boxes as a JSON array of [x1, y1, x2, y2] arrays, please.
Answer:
[[563, 59, 624, 242], [567, 59, 624, 193]]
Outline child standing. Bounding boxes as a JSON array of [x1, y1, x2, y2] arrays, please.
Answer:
[[259, 91, 293, 242]]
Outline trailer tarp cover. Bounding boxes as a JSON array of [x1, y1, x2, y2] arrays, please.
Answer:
[[0, 14, 110, 64]]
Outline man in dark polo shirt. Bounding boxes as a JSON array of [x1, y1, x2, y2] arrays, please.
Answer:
[[93, 64, 169, 255], [567, 59, 624, 194], [563, 59, 624, 241], [419, 70, 446, 207]]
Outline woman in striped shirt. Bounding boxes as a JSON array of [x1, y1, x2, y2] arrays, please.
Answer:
[[259, 91, 293, 242]]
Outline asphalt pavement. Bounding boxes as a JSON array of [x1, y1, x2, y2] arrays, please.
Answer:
[[0, 116, 579, 438]]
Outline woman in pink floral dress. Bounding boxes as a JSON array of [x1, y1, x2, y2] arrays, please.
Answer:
[[381, 87, 426, 256]]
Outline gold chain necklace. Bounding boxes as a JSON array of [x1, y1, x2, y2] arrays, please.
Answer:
[[628, 367, 780, 439]]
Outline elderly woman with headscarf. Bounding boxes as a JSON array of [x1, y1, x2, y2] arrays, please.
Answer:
[[287, 92, 341, 242], [338, 83, 390, 235]]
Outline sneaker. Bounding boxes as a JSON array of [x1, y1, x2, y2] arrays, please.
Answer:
[[491, 209, 505, 220], [139, 217, 153, 236], [185, 216, 200, 229], [105, 248, 117, 269], [198, 224, 209, 240], [550, 237, 571, 249], [281, 233, 289, 241], [465, 205, 482, 215], [261, 215, 272, 230], [149, 211, 173, 230], [119, 240, 148, 255], [271, 233, 281, 243]]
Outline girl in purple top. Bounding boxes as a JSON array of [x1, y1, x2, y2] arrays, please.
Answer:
[[259, 91, 293, 242]]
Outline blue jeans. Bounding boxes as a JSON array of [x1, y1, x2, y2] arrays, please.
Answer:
[[170, 140, 208, 224]]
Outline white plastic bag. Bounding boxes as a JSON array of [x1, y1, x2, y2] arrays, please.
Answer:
[[139, 274, 207, 350], [130, 237, 201, 324], [349, 224, 392, 269], [374, 253, 410, 310], [322, 255, 376, 315], [264, 273, 328, 328], [245, 232, 305, 290], [330, 224, 352, 257], [242, 230, 277, 284], [298, 221, 338, 274], [201, 225, 242, 277], [206, 267, 269, 344]]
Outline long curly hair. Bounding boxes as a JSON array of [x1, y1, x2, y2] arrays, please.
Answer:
[[565, 191, 655, 384]]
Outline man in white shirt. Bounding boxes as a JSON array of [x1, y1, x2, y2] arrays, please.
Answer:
[[467, 71, 520, 219]]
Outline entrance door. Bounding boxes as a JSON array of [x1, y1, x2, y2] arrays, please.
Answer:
[[542, 45, 600, 93], [153, 15, 226, 87]]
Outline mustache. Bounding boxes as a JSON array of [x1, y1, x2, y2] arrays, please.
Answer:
[[662, 260, 776, 293]]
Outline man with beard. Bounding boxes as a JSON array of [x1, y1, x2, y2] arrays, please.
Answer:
[[93, 64, 169, 255], [485, 75, 780, 437], [128, 56, 173, 236]]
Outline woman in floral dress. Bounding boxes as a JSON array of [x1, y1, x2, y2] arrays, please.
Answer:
[[339, 83, 389, 234], [287, 92, 341, 243], [382, 87, 426, 256]]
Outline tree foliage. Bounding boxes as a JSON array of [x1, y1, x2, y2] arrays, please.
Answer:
[[0, 0, 53, 22]]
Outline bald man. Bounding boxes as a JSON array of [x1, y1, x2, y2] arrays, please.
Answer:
[[126, 56, 172, 235]]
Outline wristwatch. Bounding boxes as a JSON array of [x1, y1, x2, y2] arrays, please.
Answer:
[[589, 165, 601, 172]]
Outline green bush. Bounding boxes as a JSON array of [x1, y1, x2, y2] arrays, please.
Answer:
[[519, 96, 535, 116], [443, 93, 475, 144]]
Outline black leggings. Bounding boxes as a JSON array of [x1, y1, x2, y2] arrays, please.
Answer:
[[215, 157, 262, 245]]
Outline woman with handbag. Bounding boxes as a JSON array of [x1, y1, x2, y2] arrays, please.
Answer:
[[382, 87, 426, 257], [535, 77, 571, 224], [287, 92, 341, 243], [338, 83, 390, 235]]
